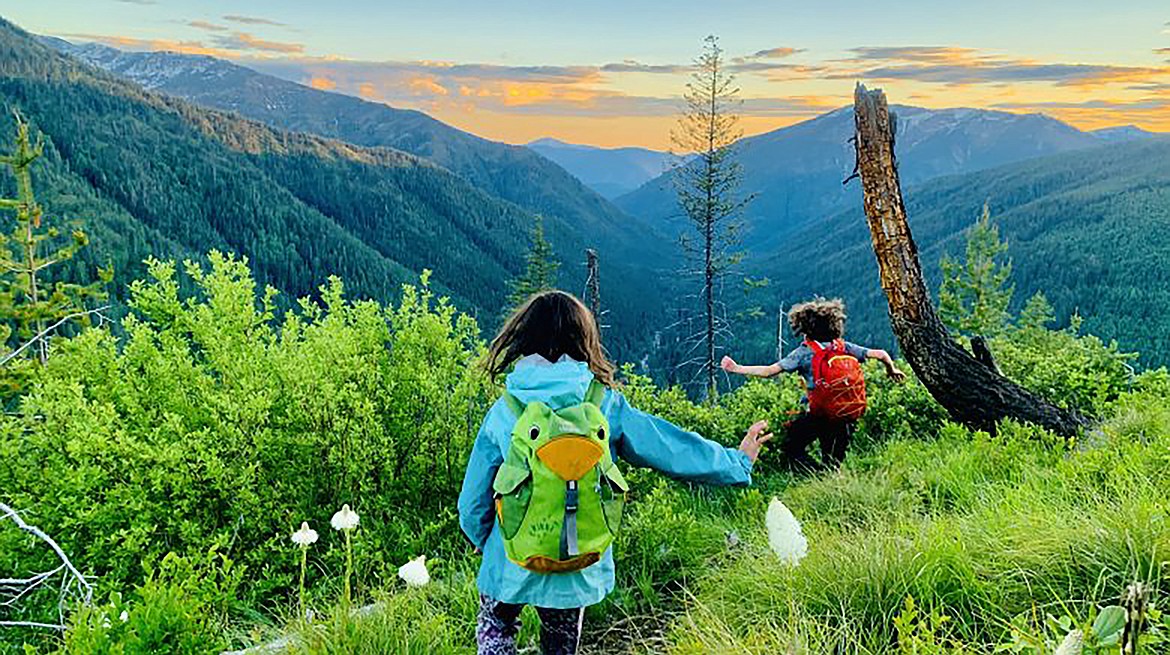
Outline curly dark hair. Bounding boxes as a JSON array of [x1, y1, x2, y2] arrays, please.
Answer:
[[788, 297, 847, 342]]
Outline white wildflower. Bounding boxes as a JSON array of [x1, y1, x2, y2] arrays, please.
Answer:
[[765, 498, 807, 566], [291, 521, 318, 546], [1053, 629, 1084, 655], [398, 555, 430, 587], [331, 504, 360, 531], [119, 610, 129, 623]]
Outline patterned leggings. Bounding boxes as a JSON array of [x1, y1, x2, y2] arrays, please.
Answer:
[[476, 594, 584, 655]]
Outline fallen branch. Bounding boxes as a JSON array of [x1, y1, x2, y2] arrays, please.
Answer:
[[0, 305, 110, 367], [0, 502, 93, 631]]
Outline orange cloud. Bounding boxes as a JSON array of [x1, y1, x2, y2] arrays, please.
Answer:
[[214, 32, 304, 54], [63, 33, 242, 58], [409, 76, 449, 96], [308, 76, 337, 91], [358, 83, 378, 98]]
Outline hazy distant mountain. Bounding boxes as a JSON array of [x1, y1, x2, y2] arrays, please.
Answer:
[[526, 138, 683, 198], [616, 105, 1112, 249], [1090, 125, 1156, 144]]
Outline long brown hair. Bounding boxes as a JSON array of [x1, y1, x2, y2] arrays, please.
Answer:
[[485, 290, 616, 386]]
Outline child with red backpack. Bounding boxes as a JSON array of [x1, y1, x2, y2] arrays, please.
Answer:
[[721, 297, 906, 472]]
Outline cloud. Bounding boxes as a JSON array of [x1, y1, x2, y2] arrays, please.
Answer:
[[222, 15, 286, 27], [600, 60, 691, 74], [113, 0, 157, 4], [849, 46, 981, 63], [308, 76, 337, 91], [212, 32, 305, 54], [61, 32, 238, 58], [409, 76, 449, 96], [188, 21, 227, 32], [990, 97, 1170, 131], [837, 45, 1170, 88], [744, 47, 803, 60]]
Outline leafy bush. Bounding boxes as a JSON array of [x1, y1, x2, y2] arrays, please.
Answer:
[[0, 254, 493, 628], [56, 551, 240, 654]]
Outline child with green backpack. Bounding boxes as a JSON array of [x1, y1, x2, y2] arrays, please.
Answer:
[[721, 297, 906, 472], [459, 290, 772, 655]]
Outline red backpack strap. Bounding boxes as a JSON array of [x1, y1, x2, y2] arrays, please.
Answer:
[[832, 338, 846, 353], [804, 338, 823, 354]]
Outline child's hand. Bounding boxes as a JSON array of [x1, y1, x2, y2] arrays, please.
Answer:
[[888, 366, 907, 383], [738, 420, 774, 463], [720, 355, 740, 373]]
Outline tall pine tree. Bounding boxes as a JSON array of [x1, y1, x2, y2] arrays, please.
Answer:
[[939, 203, 1014, 337], [506, 215, 560, 309], [672, 35, 751, 400]]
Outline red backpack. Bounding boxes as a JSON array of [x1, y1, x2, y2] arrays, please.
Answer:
[[805, 339, 867, 421]]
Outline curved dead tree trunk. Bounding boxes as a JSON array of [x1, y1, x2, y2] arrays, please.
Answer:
[[852, 84, 1087, 436]]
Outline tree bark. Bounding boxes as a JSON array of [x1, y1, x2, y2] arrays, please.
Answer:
[[585, 248, 601, 329], [852, 84, 1087, 436]]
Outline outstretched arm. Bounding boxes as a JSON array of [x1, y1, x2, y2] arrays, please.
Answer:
[[721, 355, 782, 378], [611, 391, 772, 486], [865, 348, 907, 382]]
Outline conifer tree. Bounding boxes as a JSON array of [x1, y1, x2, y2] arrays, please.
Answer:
[[0, 113, 107, 371], [938, 203, 1014, 337], [506, 215, 560, 308], [672, 35, 751, 400]]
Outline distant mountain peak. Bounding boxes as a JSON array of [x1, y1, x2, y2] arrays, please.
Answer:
[[1090, 125, 1156, 143]]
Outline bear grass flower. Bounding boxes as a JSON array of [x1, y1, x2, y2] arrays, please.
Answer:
[[331, 504, 360, 607], [292, 521, 318, 546], [398, 555, 430, 587], [765, 498, 808, 566], [1053, 629, 1083, 655], [331, 504, 359, 531], [291, 521, 318, 622]]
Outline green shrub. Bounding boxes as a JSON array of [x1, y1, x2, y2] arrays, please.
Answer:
[[0, 254, 493, 629], [56, 551, 240, 654]]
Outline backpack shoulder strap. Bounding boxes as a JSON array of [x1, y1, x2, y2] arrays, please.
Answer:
[[804, 338, 823, 354], [501, 392, 526, 418], [584, 379, 607, 407]]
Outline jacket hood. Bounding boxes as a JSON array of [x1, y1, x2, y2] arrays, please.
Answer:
[[504, 354, 597, 410]]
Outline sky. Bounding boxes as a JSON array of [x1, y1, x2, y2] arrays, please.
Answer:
[[6, 1, 1170, 148]]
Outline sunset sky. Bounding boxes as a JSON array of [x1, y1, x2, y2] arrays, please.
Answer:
[[8, 1, 1170, 148]]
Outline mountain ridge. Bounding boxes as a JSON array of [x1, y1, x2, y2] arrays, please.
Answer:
[[614, 102, 1151, 250], [525, 137, 682, 198]]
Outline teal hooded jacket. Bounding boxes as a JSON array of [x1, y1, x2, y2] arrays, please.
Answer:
[[458, 354, 754, 609]]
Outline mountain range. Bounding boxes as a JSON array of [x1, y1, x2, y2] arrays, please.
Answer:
[[6, 25, 677, 357], [744, 135, 1170, 367], [17, 21, 1170, 371], [525, 138, 682, 198], [615, 104, 1151, 250]]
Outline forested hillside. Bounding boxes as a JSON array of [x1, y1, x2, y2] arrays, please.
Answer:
[[616, 105, 1123, 249], [47, 39, 672, 271], [16, 30, 670, 355], [748, 137, 1170, 366]]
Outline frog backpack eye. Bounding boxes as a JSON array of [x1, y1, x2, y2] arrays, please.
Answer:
[[529, 425, 541, 441]]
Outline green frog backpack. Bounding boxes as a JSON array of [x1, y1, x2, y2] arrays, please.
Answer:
[[492, 379, 628, 573]]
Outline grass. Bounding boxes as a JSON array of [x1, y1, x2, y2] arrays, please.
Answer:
[[243, 392, 1170, 655]]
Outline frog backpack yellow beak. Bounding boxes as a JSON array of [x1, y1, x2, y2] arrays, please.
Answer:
[[536, 436, 603, 481]]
